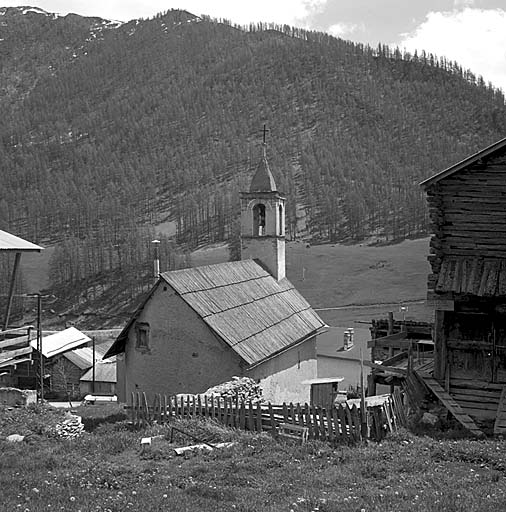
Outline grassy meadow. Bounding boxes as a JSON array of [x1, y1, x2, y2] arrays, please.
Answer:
[[193, 237, 434, 326], [2, 404, 506, 512]]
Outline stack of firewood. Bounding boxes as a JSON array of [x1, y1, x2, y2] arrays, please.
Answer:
[[203, 376, 263, 402]]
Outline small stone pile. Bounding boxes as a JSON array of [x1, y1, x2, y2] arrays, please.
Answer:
[[50, 413, 85, 439], [203, 376, 263, 403]]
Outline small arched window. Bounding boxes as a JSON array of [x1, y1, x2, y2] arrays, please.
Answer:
[[253, 203, 266, 236], [278, 204, 284, 235]]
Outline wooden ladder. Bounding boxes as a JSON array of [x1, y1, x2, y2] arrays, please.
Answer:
[[416, 372, 484, 438], [494, 387, 506, 435]]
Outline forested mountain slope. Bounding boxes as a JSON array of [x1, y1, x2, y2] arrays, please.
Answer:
[[1, 6, 506, 315]]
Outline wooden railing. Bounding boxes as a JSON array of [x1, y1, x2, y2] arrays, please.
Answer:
[[128, 389, 407, 443]]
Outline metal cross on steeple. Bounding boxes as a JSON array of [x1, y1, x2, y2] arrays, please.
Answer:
[[261, 124, 270, 157]]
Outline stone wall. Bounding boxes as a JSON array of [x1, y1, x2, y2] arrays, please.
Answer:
[[0, 387, 37, 406]]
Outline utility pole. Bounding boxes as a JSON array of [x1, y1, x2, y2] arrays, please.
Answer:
[[152, 239, 160, 284], [92, 336, 96, 395]]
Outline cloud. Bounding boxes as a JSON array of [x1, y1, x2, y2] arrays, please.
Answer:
[[399, 8, 506, 92], [327, 22, 363, 38], [453, 0, 475, 7]]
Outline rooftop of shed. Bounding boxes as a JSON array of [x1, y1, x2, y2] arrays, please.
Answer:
[[0, 230, 43, 252], [420, 136, 506, 188]]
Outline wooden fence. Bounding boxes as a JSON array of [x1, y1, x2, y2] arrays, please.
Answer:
[[128, 388, 407, 443]]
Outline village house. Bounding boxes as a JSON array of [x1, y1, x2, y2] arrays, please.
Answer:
[[421, 135, 506, 434], [105, 147, 328, 404]]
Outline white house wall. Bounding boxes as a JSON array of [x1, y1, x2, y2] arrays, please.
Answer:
[[248, 337, 317, 404]]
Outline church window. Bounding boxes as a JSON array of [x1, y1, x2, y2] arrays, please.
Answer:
[[253, 203, 266, 236], [279, 205, 284, 235]]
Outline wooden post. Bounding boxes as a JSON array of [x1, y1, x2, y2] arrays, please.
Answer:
[[268, 403, 276, 433], [305, 404, 314, 439], [180, 395, 184, 419], [223, 397, 229, 427], [296, 404, 304, 428], [217, 397, 222, 423], [248, 401, 254, 431], [332, 407, 341, 440], [239, 400, 246, 429], [337, 405, 348, 438], [164, 395, 168, 423], [204, 395, 208, 418], [256, 401, 262, 432], [325, 408, 334, 443], [282, 403, 288, 423], [143, 393, 149, 424], [387, 311, 394, 359], [318, 407, 326, 441], [351, 405, 361, 441], [434, 309, 446, 381]]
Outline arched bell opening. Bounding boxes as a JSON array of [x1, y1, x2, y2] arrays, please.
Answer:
[[253, 203, 266, 236]]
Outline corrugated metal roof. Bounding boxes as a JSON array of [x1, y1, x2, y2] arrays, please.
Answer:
[[31, 327, 91, 358], [0, 230, 43, 252], [161, 260, 326, 365], [435, 257, 506, 296], [80, 360, 116, 383]]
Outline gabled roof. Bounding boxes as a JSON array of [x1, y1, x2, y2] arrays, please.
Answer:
[[0, 230, 43, 252], [420, 136, 506, 188], [104, 260, 326, 365], [31, 327, 90, 358]]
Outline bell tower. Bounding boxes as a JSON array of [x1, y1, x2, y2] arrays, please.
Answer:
[[240, 127, 286, 280]]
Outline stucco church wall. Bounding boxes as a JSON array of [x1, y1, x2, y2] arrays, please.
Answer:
[[248, 337, 316, 404], [120, 284, 244, 402]]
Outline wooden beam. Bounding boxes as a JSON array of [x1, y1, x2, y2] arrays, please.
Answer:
[[418, 374, 484, 437], [3, 251, 21, 330], [364, 361, 407, 376]]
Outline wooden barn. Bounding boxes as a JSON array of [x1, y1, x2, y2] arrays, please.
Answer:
[[421, 136, 506, 434], [105, 145, 327, 405]]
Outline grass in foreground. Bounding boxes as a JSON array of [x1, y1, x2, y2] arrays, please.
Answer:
[[1, 405, 506, 511]]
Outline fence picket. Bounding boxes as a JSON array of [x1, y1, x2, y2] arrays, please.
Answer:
[[325, 408, 333, 443]]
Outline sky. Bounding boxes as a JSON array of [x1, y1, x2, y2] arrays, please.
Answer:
[[2, 0, 506, 92]]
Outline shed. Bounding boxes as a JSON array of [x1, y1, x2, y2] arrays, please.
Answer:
[[80, 360, 116, 396], [421, 136, 506, 432]]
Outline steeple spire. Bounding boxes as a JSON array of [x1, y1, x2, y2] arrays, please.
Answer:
[[250, 124, 277, 193]]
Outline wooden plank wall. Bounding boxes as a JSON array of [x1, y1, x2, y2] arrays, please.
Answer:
[[426, 159, 506, 291], [128, 391, 407, 444]]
